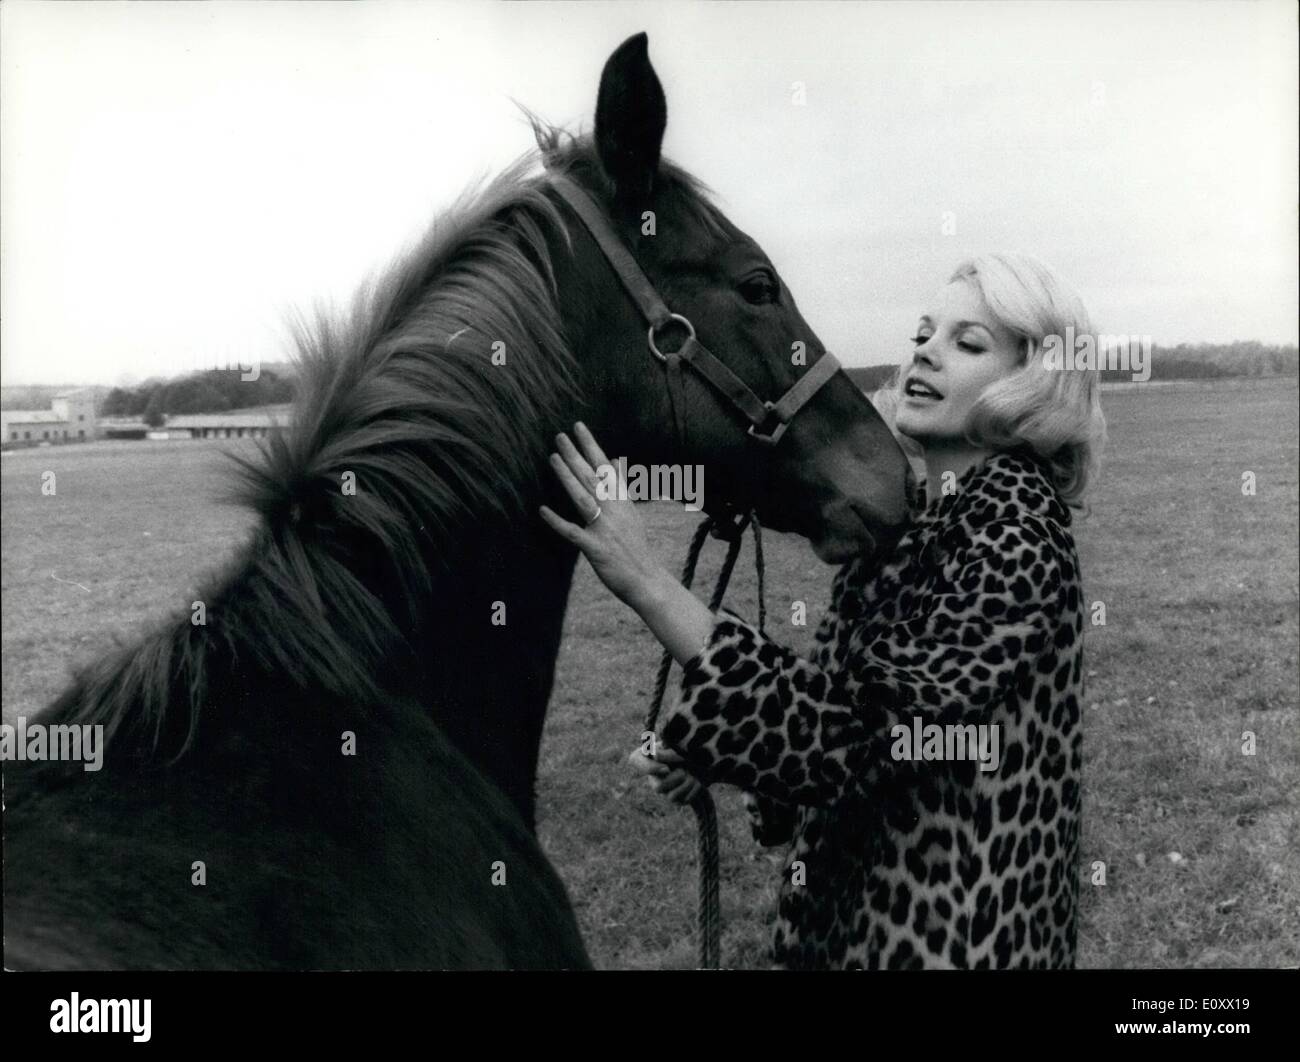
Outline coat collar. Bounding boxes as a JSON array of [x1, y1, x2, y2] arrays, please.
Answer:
[[913, 447, 1072, 531]]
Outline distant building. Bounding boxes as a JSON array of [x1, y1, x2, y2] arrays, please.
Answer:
[[95, 403, 292, 441], [0, 390, 97, 448], [163, 405, 292, 439]]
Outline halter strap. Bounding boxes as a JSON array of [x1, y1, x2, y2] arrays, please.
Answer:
[[549, 173, 844, 447], [549, 175, 674, 330]]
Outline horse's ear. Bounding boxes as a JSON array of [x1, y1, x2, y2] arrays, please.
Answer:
[[594, 32, 666, 204]]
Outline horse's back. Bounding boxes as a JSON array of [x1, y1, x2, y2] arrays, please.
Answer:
[[4, 696, 589, 970]]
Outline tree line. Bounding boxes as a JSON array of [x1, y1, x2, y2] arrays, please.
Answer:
[[99, 368, 295, 426], [1100, 340, 1298, 382]]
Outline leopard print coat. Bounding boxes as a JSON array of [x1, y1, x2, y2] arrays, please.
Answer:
[[661, 448, 1085, 969]]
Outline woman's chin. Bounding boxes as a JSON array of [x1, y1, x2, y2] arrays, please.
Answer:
[[893, 415, 932, 444]]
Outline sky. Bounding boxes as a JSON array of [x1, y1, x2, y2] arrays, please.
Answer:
[[1, 0, 1296, 387]]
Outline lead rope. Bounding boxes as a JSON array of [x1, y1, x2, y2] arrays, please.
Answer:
[[643, 509, 766, 970]]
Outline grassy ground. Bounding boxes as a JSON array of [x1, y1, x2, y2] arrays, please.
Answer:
[[2, 381, 1297, 968]]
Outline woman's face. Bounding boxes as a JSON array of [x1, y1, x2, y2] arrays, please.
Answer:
[[894, 279, 1024, 446]]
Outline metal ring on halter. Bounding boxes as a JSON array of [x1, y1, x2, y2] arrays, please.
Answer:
[[585, 505, 603, 527], [648, 313, 696, 363]]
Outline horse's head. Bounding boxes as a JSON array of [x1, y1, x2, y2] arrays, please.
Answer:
[[547, 33, 909, 562]]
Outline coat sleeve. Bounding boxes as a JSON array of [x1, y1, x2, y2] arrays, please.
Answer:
[[661, 520, 1067, 809]]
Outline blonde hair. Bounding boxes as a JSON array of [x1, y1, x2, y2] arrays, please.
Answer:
[[871, 252, 1106, 506]]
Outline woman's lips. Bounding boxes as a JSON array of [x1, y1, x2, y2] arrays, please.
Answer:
[[904, 378, 944, 400]]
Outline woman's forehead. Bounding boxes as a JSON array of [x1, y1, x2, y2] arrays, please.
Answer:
[[927, 278, 990, 319]]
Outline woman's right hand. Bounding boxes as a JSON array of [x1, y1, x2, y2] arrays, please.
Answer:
[[627, 746, 704, 806]]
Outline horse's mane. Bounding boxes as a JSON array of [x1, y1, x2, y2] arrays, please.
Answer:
[[36, 120, 731, 766]]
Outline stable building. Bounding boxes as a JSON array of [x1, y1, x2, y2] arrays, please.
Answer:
[[163, 405, 292, 439], [1, 390, 97, 448]]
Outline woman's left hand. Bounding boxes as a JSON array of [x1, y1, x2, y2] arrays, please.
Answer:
[[539, 422, 667, 609], [627, 745, 705, 806]]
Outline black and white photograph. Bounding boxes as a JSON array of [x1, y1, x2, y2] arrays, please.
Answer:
[[1, 0, 1296, 1039]]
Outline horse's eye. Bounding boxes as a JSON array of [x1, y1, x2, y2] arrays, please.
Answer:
[[739, 272, 779, 306]]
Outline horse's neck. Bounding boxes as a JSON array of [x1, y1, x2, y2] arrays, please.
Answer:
[[412, 519, 579, 832], [402, 196, 638, 831]]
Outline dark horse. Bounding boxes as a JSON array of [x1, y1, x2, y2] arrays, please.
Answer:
[[4, 34, 909, 969]]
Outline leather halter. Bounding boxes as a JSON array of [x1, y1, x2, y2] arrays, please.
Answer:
[[549, 175, 844, 448]]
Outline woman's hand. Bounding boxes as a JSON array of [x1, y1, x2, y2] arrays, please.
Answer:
[[539, 422, 667, 610], [541, 421, 720, 666], [627, 746, 705, 806]]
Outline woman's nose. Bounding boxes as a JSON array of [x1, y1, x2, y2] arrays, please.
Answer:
[[911, 342, 938, 369]]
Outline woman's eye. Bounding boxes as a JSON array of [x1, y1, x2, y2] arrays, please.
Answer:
[[909, 334, 932, 345], [958, 342, 985, 353], [739, 274, 778, 305]]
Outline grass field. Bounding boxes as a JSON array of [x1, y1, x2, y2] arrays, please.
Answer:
[[3, 380, 1297, 968]]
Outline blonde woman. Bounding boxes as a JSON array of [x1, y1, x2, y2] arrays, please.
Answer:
[[541, 253, 1105, 969]]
